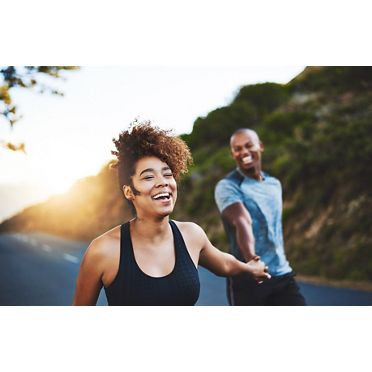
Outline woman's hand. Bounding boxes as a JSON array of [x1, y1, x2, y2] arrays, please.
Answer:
[[246, 256, 271, 282]]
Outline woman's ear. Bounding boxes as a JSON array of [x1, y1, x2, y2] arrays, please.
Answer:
[[123, 185, 134, 200]]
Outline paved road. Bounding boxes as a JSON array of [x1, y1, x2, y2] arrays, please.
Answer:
[[1, 232, 371, 306]]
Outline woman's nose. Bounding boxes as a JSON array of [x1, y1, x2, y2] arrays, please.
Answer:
[[155, 176, 168, 187]]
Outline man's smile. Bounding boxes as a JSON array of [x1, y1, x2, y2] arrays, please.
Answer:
[[242, 155, 253, 164]]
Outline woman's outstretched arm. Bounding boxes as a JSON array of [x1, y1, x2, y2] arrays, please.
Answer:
[[186, 223, 270, 281]]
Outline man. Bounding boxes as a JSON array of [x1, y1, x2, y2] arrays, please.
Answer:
[[214, 128, 306, 305]]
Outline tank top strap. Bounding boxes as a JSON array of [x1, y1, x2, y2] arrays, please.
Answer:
[[169, 220, 196, 267], [120, 221, 134, 267]]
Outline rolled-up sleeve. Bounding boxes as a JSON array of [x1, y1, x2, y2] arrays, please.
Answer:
[[214, 179, 243, 213]]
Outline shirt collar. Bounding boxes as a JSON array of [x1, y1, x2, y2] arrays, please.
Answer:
[[236, 167, 266, 182]]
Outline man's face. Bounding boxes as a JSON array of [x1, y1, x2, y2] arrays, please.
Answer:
[[230, 130, 263, 176]]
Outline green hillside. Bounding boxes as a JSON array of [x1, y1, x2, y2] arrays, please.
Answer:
[[178, 67, 372, 281], [1, 67, 371, 282]]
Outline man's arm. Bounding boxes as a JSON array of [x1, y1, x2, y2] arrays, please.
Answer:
[[221, 202, 257, 262]]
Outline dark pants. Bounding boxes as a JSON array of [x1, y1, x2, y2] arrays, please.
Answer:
[[227, 272, 306, 306]]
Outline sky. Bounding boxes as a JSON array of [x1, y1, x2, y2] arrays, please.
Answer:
[[0, 66, 305, 221]]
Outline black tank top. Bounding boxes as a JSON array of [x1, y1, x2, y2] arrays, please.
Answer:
[[104, 220, 200, 305]]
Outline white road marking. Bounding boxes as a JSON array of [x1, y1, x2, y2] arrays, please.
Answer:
[[42, 244, 51, 252], [63, 254, 79, 264]]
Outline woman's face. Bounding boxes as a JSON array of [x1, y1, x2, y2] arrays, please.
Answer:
[[128, 156, 177, 219]]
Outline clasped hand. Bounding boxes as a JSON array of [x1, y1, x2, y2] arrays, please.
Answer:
[[246, 256, 271, 283]]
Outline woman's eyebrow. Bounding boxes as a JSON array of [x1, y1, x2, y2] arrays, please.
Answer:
[[139, 167, 171, 176], [139, 168, 154, 176]]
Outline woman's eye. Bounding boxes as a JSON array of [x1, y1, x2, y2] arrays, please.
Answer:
[[143, 176, 154, 180], [164, 173, 173, 177]]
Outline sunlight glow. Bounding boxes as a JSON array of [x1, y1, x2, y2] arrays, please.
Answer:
[[0, 66, 305, 221]]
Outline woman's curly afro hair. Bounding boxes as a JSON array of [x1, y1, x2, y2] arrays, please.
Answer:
[[111, 120, 193, 189]]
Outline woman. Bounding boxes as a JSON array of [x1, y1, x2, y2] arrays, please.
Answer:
[[73, 121, 270, 305]]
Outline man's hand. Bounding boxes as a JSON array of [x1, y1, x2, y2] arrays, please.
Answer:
[[246, 256, 271, 282]]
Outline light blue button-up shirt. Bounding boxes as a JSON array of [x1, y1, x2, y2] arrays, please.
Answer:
[[215, 169, 292, 276]]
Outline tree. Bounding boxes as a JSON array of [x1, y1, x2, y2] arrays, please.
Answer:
[[0, 66, 80, 151]]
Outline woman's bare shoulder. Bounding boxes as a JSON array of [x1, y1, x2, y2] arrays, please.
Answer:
[[172, 220, 206, 238], [172, 220, 207, 258], [87, 225, 121, 258], [96, 224, 121, 241]]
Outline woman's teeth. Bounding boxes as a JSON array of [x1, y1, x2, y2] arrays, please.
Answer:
[[152, 192, 170, 200]]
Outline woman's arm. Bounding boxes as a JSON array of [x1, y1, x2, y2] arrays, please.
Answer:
[[72, 239, 105, 305], [188, 223, 270, 281]]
